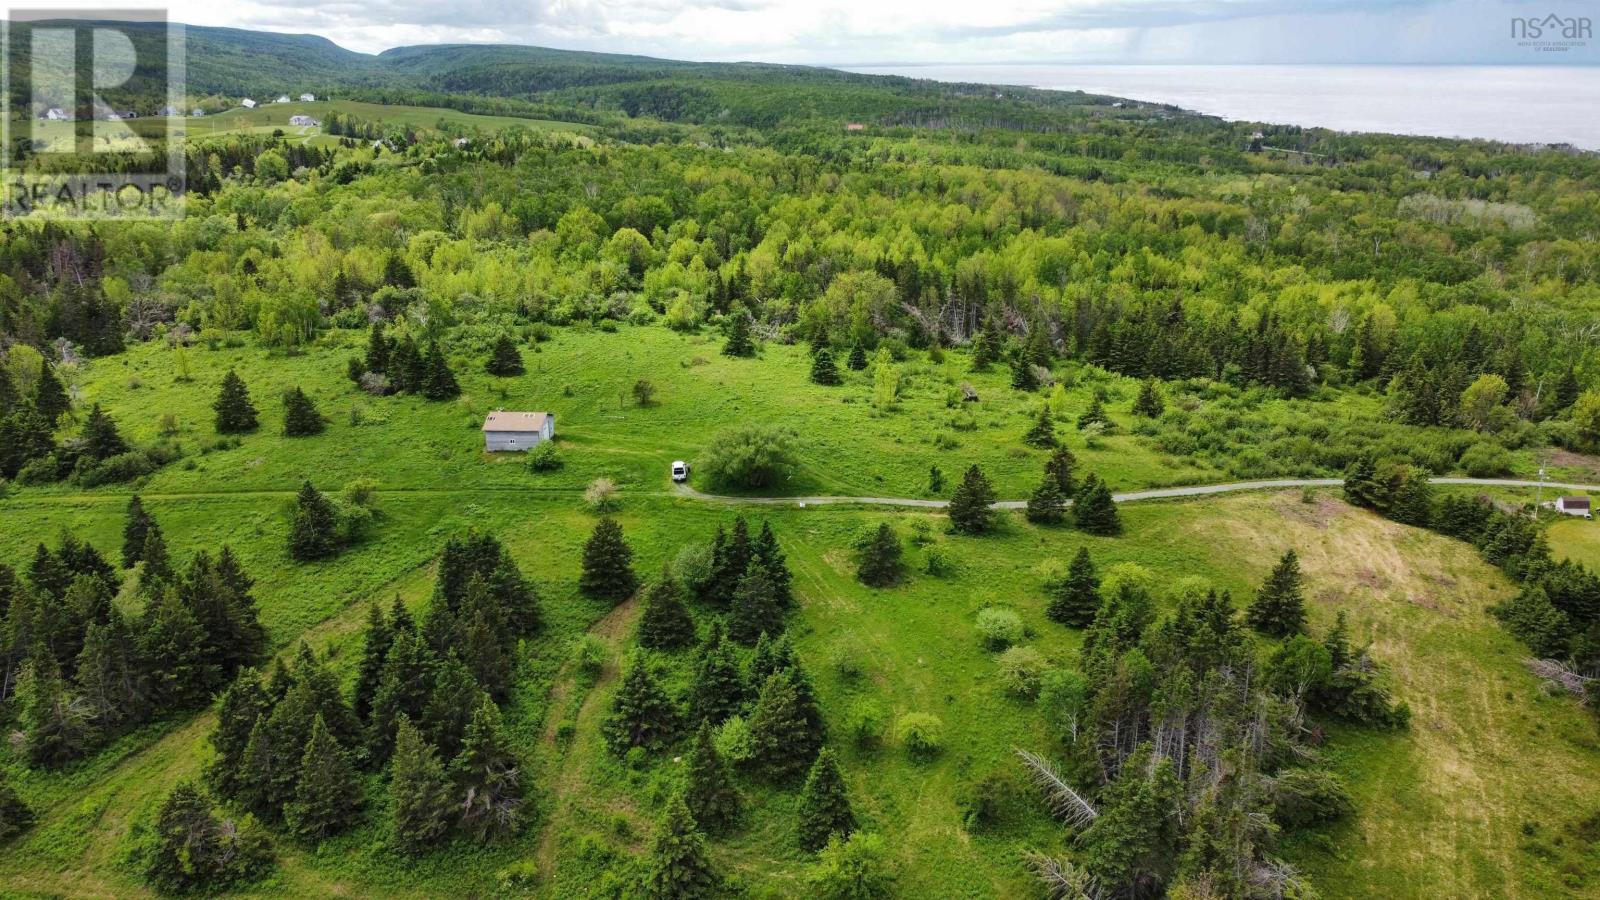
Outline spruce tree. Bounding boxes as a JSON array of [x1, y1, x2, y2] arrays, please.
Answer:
[[707, 517, 753, 607], [451, 695, 525, 841], [580, 518, 638, 602], [75, 609, 148, 732], [0, 769, 34, 843], [796, 748, 855, 852], [1023, 406, 1057, 448], [1048, 548, 1102, 627], [367, 629, 438, 764], [639, 568, 696, 651], [847, 344, 868, 371], [390, 714, 454, 855], [1073, 474, 1121, 536], [485, 333, 525, 376], [728, 569, 784, 645], [1247, 549, 1307, 637], [1077, 393, 1110, 429], [15, 655, 96, 767], [603, 650, 681, 753], [856, 523, 903, 587], [1132, 379, 1165, 418], [122, 494, 155, 568], [460, 608, 511, 700], [810, 348, 842, 385], [365, 321, 391, 374], [642, 793, 719, 900], [139, 525, 173, 586], [281, 387, 326, 436], [971, 328, 1001, 371], [206, 672, 269, 800], [683, 720, 741, 835], [722, 310, 755, 358], [288, 480, 339, 561], [1044, 446, 1078, 496], [947, 465, 996, 535], [687, 623, 747, 727], [32, 365, 71, 424], [421, 343, 461, 400], [390, 337, 424, 393], [424, 653, 482, 759], [285, 714, 362, 841], [1025, 476, 1068, 526], [144, 782, 273, 894], [748, 669, 823, 782], [353, 604, 392, 725], [1009, 349, 1039, 391], [81, 404, 128, 460], [0, 365, 15, 418], [753, 520, 793, 608], [213, 370, 259, 434], [140, 587, 220, 708]]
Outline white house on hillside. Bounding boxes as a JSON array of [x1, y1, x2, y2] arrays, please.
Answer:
[[289, 115, 320, 127], [1555, 496, 1592, 519], [41, 107, 70, 121], [299, 93, 316, 102], [240, 98, 257, 109], [482, 411, 555, 452]]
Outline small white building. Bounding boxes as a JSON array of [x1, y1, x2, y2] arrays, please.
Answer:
[[299, 93, 316, 102], [191, 108, 206, 117], [1555, 496, 1592, 519], [275, 95, 292, 104], [240, 98, 257, 109], [482, 411, 555, 452], [289, 115, 320, 127], [42, 107, 70, 121]]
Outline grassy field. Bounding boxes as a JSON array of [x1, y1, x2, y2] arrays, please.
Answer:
[[2, 328, 1599, 898], [1549, 516, 1600, 570]]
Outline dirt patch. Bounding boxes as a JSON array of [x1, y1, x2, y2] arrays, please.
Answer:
[[1274, 493, 1342, 529], [1353, 568, 1391, 590], [1549, 449, 1600, 480]]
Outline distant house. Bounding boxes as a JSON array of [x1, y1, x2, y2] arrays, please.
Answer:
[[275, 95, 292, 104], [41, 107, 70, 121], [1555, 496, 1593, 518], [482, 411, 554, 452], [844, 122, 865, 131], [191, 108, 206, 117], [299, 93, 316, 102], [288, 115, 320, 127], [112, 109, 137, 121], [158, 105, 180, 117], [240, 98, 257, 109]]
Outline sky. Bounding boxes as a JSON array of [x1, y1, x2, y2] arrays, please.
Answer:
[[16, 0, 1600, 63]]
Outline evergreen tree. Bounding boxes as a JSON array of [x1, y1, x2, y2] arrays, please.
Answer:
[[284, 715, 362, 841], [796, 748, 855, 852], [288, 480, 339, 561], [1025, 476, 1068, 525], [424, 653, 482, 759], [1077, 393, 1110, 429], [459, 607, 511, 700], [722, 310, 755, 358], [1044, 446, 1077, 496], [1391, 470, 1434, 528], [367, 630, 437, 764], [32, 366, 71, 424], [75, 609, 148, 732], [140, 587, 220, 708], [1132, 379, 1165, 417], [641, 793, 719, 900], [0, 403, 57, 479], [603, 650, 681, 753], [748, 670, 823, 782], [451, 695, 525, 841], [1009, 349, 1039, 391], [420, 343, 461, 400], [580, 518, 638, 602], [0, 365, 15, 418], [15, 656, 97, 767], [485, 333, 525, 376], [947, 465, 996, 535], [121, 494, 155, 568], [139, 525, 173, 587], [683, 721, 741, 835], [639, 568, 696, 651], [144, 782, 273, 894], [1048, 548, 1102, 627], [1078, 749, 1182, 892], [81, 404, 128, 460], [971, 328, 1002, 371], [1023, 406, 1057, 448], [1342, 454, 1384, 510], [856, 523, 903, 587], [707, 518, 753, 607], [206, 672, 269, 800], [810, 348, 842, 385], [687, 623, 747, 727], [281, 387, 326, 436], [1247, 550, 1307, 637], [847, 344, 868, 371], [390, 336, 425, 393], [0, 769, 34, 843], [365, 321, 391, 374], [753, 521, 793, 608], [389, 714, 455, 855], [353, 604, 392, 725], [1073, 474, 1121, 536], [213, 370, 259, 434], [728, 569, 784, 646]]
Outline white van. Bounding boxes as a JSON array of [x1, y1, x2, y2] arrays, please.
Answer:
[[671, 460, 689, 482]]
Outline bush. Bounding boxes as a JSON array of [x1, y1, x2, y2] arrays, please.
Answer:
[[957, 770, 1026, 833], [976, 607, 1025, 650], [522, 440, 561, 472], [1459, 441, 1512, 477], [844, 698, 887, 749], [585, 477, 620, 512], [695, 424, 799, 490], [995, 647, 1048, 698], [714, 715, 756, 767], [570, 636, 608, 685], [1271, 768, 1354, 828], [806, 832, 895, 900], [894, 712, 944, 759]]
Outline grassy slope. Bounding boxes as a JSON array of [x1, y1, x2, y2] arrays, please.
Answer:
[[2, 329, 1598, 897]]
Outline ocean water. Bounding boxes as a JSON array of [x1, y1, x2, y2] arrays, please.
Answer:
[[843, 64, 1600, 149]]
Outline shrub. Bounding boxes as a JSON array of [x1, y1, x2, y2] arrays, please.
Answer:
[[696, 424, 799, 490], [527, 441, 562, 472], [1459, 442, 1512, 477], [995, 646, 1048, 698], [894, 713, 944, 759], [1271, 768, 1354, 828], [806, 832, 895, 900], [570, 636, 607, 685], [976, 607, 1025, 650], [585, 477, 620, 512], [844, 698, 887, 749], [714, 715, 756, 767], [957, 769, 1026, 833]]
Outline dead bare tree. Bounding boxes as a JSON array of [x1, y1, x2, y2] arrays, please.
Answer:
[[1016, 748, 1098, 829], [1024, 852, 1103, 900], [1525, 658, 1593, 697]]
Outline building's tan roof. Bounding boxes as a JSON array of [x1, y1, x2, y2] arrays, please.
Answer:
[[482, 411, 550, 433]]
